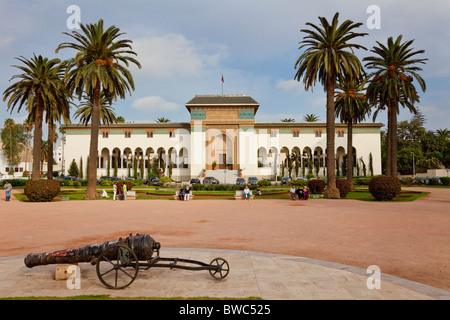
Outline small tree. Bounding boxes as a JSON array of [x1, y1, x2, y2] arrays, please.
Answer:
[[68, 159, 79, 177], [369, 152, 374, 176], [79, 156, 83, 179]]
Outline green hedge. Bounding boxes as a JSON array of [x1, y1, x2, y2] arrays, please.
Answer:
[[440, 177, 450, 186], [191, 184, 258, 191]]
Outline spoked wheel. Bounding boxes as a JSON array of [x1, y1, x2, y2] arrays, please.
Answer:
[[96, 244, 139, 289], [209, 257, 230, 280]]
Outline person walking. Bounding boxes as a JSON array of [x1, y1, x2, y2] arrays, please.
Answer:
[[4, 181, 12, 201], [184, 185, 190, 201]]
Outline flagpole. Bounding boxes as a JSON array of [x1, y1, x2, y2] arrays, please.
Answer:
[[221, 74, 224, 95]]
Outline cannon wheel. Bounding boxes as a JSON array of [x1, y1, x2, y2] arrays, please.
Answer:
[[208, 258, 229, 280], [96, 244, 139, 289]]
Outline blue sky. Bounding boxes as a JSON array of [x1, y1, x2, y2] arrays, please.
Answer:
[[1, 0, 449, 131]]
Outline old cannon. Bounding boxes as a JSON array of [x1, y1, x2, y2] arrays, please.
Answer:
[[24, 233, 229, 289]]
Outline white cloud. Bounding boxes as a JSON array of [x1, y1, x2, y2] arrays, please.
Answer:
[[131, 32, 228, 79], [131, 95, 181, 113]]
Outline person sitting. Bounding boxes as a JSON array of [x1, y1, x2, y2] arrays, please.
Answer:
[[178, 186, 185, 200], [256, 188, 262, 196], [290, 186, 297, 200], [184, 185, 190, 201], [295, 186, 303, 200], [302, 186, 309, 200], [243, 186, 251, 200]]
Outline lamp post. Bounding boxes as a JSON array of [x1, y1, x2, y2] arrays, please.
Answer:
[[410, 152, 415, 177]]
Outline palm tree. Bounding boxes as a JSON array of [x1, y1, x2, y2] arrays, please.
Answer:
[[281, 118, 295, 122], [364, 36, 427, 176], [56, 19, 141, 199], [335, 74, 371, 184], [4, 119, 15, 174], [303, 114, 320, 122], [116, 116, 125, 123], [156, 117, 171, 123], [74, 93, 118, 125], [294, 12, 367, 198], [3, 55, 68, 180]]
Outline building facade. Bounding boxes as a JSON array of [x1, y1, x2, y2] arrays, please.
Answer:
[[63, 95, 383, 182]]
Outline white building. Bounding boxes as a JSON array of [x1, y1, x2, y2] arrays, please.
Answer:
[[63, 95, 383, 182]]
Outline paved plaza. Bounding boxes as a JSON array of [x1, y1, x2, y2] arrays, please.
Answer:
[[0, 187, 449, 300]]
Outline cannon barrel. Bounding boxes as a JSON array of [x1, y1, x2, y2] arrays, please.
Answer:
[[24, 234, 158, 268]]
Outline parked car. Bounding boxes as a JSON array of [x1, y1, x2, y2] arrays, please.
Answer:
[[248, 177, 258, 185], [236, 177, 246, 185], [190, 178, 201, 185], [281, 177, 291, 184], [151, 178, 160, 186], [63, 176, 79, 181], [203, 176, 219, 185]]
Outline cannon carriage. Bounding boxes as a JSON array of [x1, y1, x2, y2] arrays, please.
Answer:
[[24, 233, 229, 289]]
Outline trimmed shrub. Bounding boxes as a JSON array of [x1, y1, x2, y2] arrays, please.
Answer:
[[258, 180, 271, 187], [401, 177, 414, 186], [440, 177, 450, 186], [368, 176, 401, 201], [428, 178, 441, 186], [308, 179, 326, 194], [354, 177, 371, 186], [24, 180, 61, 202], [336, 179, 352, 198]]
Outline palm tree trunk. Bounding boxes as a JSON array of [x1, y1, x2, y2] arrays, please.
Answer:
[[385, 104, 392, 176], [324, 80, 340, 199], [85, 83, 101, 199], [390, 104, 398, 177], [47, 115, 54, 180], [32, 94, 44, 181], [346, 120, 353, 184]]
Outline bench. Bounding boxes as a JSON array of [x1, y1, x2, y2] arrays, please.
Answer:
[[173, 190, 194, 200], [126, 190, 136, 200], [235, 189, 254, 200]]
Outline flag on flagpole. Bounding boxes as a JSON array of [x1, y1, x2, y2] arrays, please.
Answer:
[[221, 74, 224, 95], [221, 74, 224, 83]]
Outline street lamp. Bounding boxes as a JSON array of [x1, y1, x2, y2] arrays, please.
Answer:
[[410, 152, 415, 177]]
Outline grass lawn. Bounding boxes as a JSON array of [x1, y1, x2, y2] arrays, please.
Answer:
[[345, 189, 429, 202], [13, 185, 429, 202]]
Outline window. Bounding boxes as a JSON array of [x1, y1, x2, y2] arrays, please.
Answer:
[[124, 131, 131, 138], [147, 131, 153, 138], [292, 130, 300, 137], [337, 130, 345, 137], [315, 131, 322, 137], [102, 131, 109, 138], [169, 131, 176, 138], [270, 130, 277, 138]]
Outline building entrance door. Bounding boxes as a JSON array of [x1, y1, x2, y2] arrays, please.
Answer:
[[219, 154, 226, 169]]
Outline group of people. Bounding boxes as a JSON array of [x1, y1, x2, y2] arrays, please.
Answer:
[[178, 185, 191, 201], [289, 185, 309, 201]]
